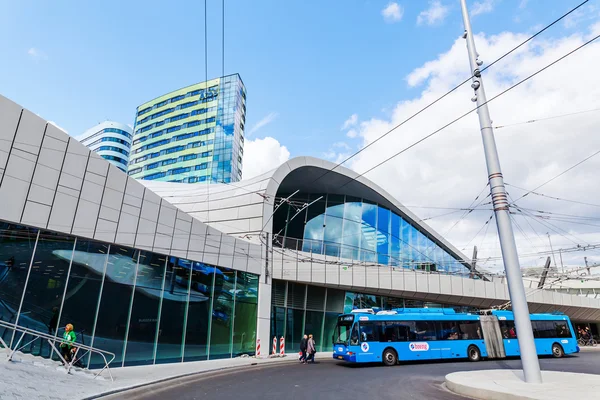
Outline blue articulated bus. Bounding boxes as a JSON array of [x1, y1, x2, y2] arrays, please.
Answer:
[[332, 308, 578, 366]]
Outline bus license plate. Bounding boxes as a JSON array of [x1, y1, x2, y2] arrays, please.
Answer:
[[337, 356, 343, 359]]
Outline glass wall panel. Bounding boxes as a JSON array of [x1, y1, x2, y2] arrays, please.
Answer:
[[155, 257, 190, 364], [324, 195, 344, 258], [323, 312, 339, 352], [341, 198, 361, 260], [284, 193, 308, 251], [90, 245, 139, 367], [15, 230, 74, 356], [361, 200, 377, 262], [285, 308, 304, 353], [377, 207, 391, 265], [58, 239, 108, 365], [123, 251, 166, 366], [271, 306, 285, 341], [303, 194, 326, 253], [400, 219, 411, 269], [184, 260, 213, 361], [232, 271, 258, 356], [304, 310, 323, 352], [390, 213, 401, 267], [209, 267, 234, 359], [0, 223, 38, 343]]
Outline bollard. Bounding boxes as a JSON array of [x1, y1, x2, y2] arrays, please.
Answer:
[[272, 336, 277, 356], [280, 336, 285, 356], [256, 338, 261, 358]]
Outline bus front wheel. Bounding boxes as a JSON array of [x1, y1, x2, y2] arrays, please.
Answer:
[[382, 348, 398, 366], [552, 343, 564, 358], [468, 345, 481, 362]]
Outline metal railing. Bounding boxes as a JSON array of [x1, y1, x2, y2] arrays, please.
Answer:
[[0, 320, 115, 381]]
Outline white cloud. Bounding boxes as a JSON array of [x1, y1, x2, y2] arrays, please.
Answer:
[[471, 0, 496, 17], [417, 1, 450, 26], [341, 113, 358, 130], [242, 136, 290, 179], [247, 112, 278, 136], [27, 47, 48, 61], [346, 129, 358, 139], [343, 25, 600, 271], [519, 0, 528, 9], [382, 2, 404, 23]]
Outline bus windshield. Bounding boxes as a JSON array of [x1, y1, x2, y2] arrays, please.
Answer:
[[334, 315, 355, 345]]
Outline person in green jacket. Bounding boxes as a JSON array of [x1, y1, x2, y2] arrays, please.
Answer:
[[60, 323, 76, 364]]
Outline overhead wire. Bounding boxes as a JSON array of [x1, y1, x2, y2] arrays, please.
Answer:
[[341, 31, 600, 187], [510, 148, 600, 204], [494, 106, 600, 130], [302, 0, 590, 189], [265, 8, 600, 274]]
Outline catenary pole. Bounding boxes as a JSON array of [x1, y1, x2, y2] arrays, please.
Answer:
[[459, 0, 542, 383]]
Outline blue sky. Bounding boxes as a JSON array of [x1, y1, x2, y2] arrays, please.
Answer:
[[0, 0, 589, 156]]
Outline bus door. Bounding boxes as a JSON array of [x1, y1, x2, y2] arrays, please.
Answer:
[[498, 318, 519, 356], [357, 321, 380, 362]]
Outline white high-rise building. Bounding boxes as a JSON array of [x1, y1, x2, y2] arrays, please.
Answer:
[[77, 121, 132, 172]]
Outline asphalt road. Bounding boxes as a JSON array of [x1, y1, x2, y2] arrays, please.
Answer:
[[108, 351, 600, 400]]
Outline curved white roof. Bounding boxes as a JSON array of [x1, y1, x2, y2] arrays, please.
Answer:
[[141, 156, 475, 272]]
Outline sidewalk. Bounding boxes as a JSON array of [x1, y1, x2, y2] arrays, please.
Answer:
[[0, 350, 330, 400], [445, 369, 600, 400]]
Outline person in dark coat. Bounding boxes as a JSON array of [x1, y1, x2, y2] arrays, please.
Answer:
[[299, 334, 308, 364]]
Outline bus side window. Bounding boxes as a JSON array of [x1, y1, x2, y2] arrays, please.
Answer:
[[499, 320, 517, 338], [359, 322, 379, 342], [554, 321, 571, 338]]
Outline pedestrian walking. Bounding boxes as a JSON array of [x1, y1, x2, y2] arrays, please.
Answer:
[[306, 334, 316, 364], [60, 323, 77, 365], [299, 334, 308, 364]]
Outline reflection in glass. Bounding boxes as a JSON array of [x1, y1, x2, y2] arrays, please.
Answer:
[[390, 213, 401, 267], [184, 259, 214, 361], [285, 308, 304, 352], [58, 239, 108, 365], [303, 194, 326, 253], [156, 257, 191, 364], [341, 199, 361, 260], [124, 251, 166, 366], [209, 267, 234, 359], [324, 195, 344, 258], [233, 271, 258, 356], [361, 201, 377, 262], [90, 245, 138, 367], [14, 231, 74, 357], [322, 312, 339, 352], [0, 223, 38, 344], [304, 310, 323, 351]]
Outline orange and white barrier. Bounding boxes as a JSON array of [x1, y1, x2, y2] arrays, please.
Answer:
[[272, 337, 277, 355], [256, 338, 261, 357], [279, 336, 285, 356]]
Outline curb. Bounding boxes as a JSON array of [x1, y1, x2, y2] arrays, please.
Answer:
[[81, 356, 304, 399], [445, 374, 533, 400]]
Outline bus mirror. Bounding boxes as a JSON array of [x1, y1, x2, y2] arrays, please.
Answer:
[[332, 335, 335, 344]]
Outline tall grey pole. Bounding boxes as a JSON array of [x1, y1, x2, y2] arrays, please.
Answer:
[[459, 0, 542, 383], [547, 233, 558, 269]]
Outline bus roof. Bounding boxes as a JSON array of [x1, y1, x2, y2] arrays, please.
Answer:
[[341, 308, 570, 321]]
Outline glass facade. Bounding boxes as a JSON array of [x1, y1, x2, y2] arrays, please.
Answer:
[[129, 74, 246, 183], [273, 193, 470, 275], [0, 221, 258, 367], [270, 279, 478, 353]]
